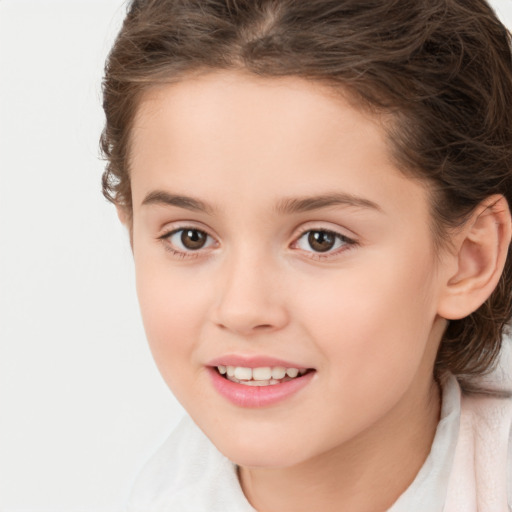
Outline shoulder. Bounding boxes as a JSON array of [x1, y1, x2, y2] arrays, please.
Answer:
[[454, 386, 512, 510], [446, 335, 512, 511], [126, 415, 254, 512]]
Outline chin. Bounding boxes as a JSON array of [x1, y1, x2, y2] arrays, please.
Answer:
[[211, 431, 313, 469], [228, 450, 303, 469]]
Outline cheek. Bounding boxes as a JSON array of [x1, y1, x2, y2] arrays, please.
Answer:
[[294, 248, 438, 386], [134, 259, 210, 386]]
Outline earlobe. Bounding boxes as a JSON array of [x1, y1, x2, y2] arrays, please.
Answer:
[[116, 204, 129, 226], [115, 204, 134, 250], [437, 195, 512, 320]]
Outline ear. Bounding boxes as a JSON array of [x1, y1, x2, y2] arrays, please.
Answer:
[[115, 204, 130, 226], [115, 204, 134, 250], [437, 195, 512, 320]]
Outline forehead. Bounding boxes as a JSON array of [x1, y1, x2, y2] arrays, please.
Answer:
[[129, 70, 429, 222], [130, 71, 389, 169]]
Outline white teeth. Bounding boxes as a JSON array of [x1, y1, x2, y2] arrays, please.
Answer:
[[252, 367, 272, 381], [234, 366, 252, 380], [218, 365, 308, 384], [286, 368, 299, 378], [239, 378, 281, 386], [271, 366, 287, 379]]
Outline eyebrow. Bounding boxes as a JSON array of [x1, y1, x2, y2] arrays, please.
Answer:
[[141, 190, 382, 215], [275, 193, 382, 214], [142, 191, 215, 214]]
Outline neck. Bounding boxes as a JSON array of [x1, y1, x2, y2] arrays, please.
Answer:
[[238, 375, 441, 512]]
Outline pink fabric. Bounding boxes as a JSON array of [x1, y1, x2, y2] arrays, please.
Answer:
[[444, 338, 512, 512]]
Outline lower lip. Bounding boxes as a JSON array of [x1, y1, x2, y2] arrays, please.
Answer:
[[207, 367, 315, 408]]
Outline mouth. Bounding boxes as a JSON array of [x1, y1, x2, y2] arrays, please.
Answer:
[[206, 355, 316, 407], [214, 365, 313, 386]]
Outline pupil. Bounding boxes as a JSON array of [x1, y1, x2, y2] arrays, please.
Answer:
[[181, 229, 206, 250], [308, 231, 335, 252]]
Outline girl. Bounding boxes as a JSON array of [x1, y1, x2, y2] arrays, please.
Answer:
[[100, 0, 512, 510]]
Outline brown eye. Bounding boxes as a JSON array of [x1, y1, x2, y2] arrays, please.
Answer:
[[180, 229, 208, 250], [164, 228, 214, 253], [295, 229, 352, 255], [307, 231, 336, 252]]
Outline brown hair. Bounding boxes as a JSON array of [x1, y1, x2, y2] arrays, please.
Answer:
[[101, 0, 512, 378]]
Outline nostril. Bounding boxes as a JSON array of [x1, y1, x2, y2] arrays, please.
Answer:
[[214, 320, 281, 334]]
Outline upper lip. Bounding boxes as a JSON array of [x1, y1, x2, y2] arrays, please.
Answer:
[[207, 354, 312, 369]]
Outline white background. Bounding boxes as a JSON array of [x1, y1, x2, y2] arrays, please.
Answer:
[[1, 1, 511, 510]]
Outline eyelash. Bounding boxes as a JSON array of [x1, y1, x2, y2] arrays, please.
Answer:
[[158, 227, 216, 260], [158, 226, 358, 261], [292, 227, 357, 260]]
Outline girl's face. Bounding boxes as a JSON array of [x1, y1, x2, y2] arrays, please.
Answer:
[[128, 71, 450, 468]]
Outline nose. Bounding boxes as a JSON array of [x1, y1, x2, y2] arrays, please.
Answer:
[[212, 251, 289, 336]]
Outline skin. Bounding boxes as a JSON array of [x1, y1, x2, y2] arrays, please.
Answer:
[[124, 70, 507, 511]]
